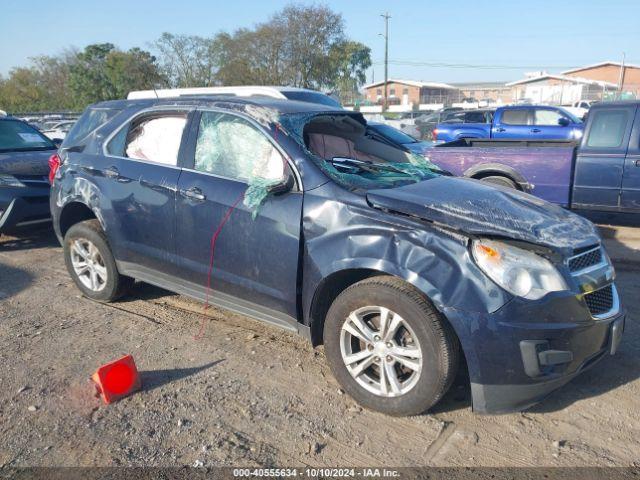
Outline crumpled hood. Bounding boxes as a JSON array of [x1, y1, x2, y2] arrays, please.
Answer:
[[366, 176, 600, 253], [0, 150, 54, 176]]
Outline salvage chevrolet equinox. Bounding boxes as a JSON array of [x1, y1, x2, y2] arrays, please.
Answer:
[[50, 97, 625, 415]]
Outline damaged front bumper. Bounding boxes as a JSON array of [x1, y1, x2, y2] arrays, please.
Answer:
[[444, 286, 625, 414], [0, 185, 51, 232]]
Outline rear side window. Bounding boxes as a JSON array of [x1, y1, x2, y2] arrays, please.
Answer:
[[194, 111, 286, 183], [124, 114, 187, 166], [586, 109, 629, 148], [64, 108, 120, 146], [464, 111, 488, 123], [501, 110, 530, 125], [534, 109, 565, 126]]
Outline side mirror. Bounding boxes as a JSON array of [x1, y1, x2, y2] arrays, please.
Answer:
[[267, 172, 295, 195], [52, 138, 63, 147], [558, 117, 570, 127]]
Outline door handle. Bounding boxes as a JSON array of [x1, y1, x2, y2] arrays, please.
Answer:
[[180, 187, 206, 201], [635, 160, 640, 167], [103, 166, 119, 178], [496, 127, 506, 132], [531, 128, 541, 133]]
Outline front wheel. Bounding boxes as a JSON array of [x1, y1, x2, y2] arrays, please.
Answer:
[[323, 276, 459, 416], [479, 175, 518, 190]]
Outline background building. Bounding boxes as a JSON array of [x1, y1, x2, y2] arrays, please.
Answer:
[[506, 73, 618, 104], [561, 61, 640, 99], [449, 82, 511, 104], [362, 79, 458, 110], [358, 60, 638, 113]]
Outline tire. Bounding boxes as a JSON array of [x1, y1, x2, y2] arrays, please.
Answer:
[[480, 175, 518, 190], [323, 276, 459, 416], [63, 219, 132, 302]]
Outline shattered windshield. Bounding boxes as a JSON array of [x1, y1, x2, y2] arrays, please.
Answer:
[[279, 112, 442, 190]]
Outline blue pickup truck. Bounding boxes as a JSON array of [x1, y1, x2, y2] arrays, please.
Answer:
[[434, 105, 584, 143]]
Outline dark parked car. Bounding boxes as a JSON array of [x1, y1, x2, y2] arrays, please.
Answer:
[[0, 117, 58, 235], [414, 108, 464, 140], [367, 122, 432, 156], [50, 97, 624, 415], [440, 109, 495, 125]]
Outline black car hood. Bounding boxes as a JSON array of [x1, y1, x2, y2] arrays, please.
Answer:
[[0, 149, 54, 176], [366, 176, 600, 252]]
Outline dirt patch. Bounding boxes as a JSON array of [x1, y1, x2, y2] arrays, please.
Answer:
[[0, 227, 638, 467]]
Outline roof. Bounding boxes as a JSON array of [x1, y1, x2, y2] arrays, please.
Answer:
[[505, 74, 617, 88], [562, 61, 640, 75], [363, 79, 457, 90], [92, 95, 346, 116], [449, 81, 509, 89]]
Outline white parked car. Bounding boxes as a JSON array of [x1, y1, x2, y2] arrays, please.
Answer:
[[42, 120, 76, 140], [562, 100, 596, 120]]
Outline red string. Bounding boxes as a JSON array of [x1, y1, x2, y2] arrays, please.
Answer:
[[194, 190, 246, 340]]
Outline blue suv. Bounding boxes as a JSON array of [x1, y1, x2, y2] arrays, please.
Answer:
[[50, 97, 624, 415]]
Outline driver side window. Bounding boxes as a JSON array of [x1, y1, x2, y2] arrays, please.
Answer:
[[194, 111, 286, 184]]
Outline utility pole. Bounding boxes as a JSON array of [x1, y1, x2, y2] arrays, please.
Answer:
[[380, 12, 391, 112], [617, 52, 626, 98]]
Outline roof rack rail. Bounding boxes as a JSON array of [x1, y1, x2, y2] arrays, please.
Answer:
[[127, 86, 290, 100]]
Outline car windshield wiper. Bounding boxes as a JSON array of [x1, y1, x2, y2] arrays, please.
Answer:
[[329, 157, 415, 176]]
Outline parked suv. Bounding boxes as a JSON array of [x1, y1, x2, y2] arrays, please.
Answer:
[[50, 97, 624, 415]]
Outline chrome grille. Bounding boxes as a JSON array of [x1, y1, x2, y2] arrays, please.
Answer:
[[568, 246, 602, 272], [584, 285, 614, 317]]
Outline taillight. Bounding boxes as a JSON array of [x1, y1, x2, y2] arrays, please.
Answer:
[[48, 153, 61, 184], [432, 129, 438, 140]]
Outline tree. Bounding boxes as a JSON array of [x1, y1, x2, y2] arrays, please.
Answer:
[[105, 48, 165, 98], [212, 3, 371, 100], [214, 26, 288, 86], [0, 68, 43, 112], [277, 4, 345, 88], [68, 43, 163, 108], [153, 33, 220, 87], [0, 51, 78, 112], [68, 43, 116, 107], [0, 3, 372, 112], [30, 51, 77, 109], [327, 41, 372, 104]]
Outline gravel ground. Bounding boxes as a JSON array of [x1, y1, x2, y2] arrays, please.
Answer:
[[0, 225, 639, 468]]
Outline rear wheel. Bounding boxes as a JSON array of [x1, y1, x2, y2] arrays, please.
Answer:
[[479, 175, 518, 190], [63, 220, 132, 302], [323, 276, 458, 416]]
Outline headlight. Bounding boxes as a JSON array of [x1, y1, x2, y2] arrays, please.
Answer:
[[472, 239, 567, 300], [0, 174, 26, 188]]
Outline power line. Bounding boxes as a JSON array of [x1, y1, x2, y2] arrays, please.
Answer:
[[371, 60, 588, 70]]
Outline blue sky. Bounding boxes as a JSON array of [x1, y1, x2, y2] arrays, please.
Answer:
[[1, 0, 638, 83]]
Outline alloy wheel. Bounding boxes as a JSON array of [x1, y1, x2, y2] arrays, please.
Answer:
[[70, 238, 108, 292], [340, 306, 422, 397]]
